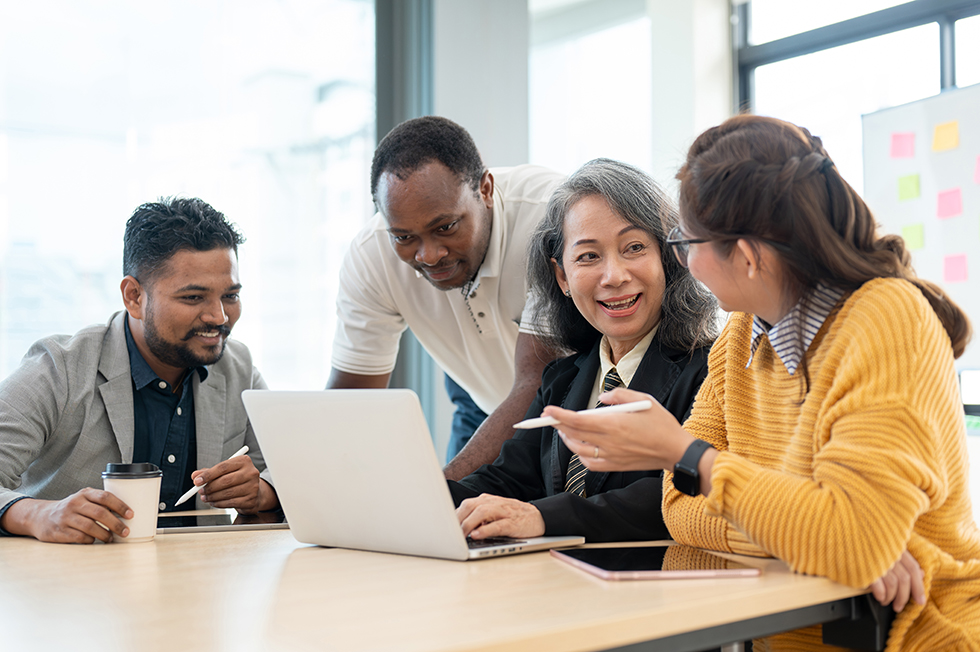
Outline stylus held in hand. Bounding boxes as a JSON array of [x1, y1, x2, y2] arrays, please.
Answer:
[[512, 399, 654, 429], [173, 445, 249, 506]]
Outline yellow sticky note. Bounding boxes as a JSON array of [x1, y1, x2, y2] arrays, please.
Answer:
[[932, 121, 959, 152], [902, 224, 924, 250], [898, 174, 920, 201]]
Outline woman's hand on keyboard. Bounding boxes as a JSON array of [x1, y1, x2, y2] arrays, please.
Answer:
[[457, 494, 546, 539]]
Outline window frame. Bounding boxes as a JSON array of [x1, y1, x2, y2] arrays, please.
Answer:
[[733, 0, 980, 112]]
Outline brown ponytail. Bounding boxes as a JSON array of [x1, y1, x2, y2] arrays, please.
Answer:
[[677, 114, 971, 359]]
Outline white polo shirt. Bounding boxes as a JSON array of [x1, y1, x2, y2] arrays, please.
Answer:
[[332, 164, 565, 415]]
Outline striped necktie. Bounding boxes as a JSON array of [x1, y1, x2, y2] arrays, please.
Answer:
[[564, 368, 623, 497]]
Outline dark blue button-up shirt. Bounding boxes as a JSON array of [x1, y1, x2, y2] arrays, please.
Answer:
[[125, 319, 207, 512]]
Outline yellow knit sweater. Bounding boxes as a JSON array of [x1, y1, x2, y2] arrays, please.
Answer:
[[663, 278, 980, 651]]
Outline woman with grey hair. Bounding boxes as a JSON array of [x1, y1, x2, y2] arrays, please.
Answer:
[[449, 158, 718, 542]]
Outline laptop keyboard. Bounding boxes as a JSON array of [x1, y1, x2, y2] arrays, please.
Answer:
[[466, 536, 527, 549]]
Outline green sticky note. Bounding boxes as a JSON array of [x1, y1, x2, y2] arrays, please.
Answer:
[[902, 224, 924, 250], [898, 174, 920, 201]]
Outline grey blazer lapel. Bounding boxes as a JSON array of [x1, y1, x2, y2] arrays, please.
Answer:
[[194, 367, 227, 471], [97, 312, 136, 463]]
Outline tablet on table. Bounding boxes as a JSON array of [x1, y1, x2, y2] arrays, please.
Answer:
[[551, 544, 762, 580], [157, 508, 288, 534]]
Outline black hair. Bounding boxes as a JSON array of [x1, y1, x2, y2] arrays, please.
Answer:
[[123, 196, 244, 284], [370, 116, 485, 201]]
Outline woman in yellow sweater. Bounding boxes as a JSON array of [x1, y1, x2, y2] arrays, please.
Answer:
[[546, 115, 980, 651]]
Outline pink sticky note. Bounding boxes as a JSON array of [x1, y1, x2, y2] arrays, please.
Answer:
[[890, 132, 915, 158], [944, 254, 968, 283], [937, 188, 963, 218], [975, 156, 980, 184]]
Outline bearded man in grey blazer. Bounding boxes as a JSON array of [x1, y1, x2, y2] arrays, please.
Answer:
[[0, 197, 278, 543]]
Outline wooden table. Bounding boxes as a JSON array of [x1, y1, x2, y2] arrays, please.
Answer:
[[0, 529, 867, 652]]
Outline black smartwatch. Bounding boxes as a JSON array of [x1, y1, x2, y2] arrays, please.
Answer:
[[672, 439, 714, 496]]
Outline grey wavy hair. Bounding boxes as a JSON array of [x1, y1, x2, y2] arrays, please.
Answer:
[[527, 158, 719, 354]]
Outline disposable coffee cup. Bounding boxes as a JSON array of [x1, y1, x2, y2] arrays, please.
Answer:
[[102, 463, 163, 543]]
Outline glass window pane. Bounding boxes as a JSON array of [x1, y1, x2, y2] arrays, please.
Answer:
[[0, 0, 375, 389], [529, 17, 652, 175], [753, 24, 939, 194], [956, 15, 980, 88], [750, 0, 913, 45]]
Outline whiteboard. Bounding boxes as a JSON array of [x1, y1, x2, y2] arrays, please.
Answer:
[[862, 82, 980, 371]]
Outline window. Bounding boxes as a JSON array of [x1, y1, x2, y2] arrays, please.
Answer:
[[956, 14, 980, 86], [0, 0, 375, 389], [749, 0, 912, 44], [753, 25, 939, 193], [739, 1, 980, 192]]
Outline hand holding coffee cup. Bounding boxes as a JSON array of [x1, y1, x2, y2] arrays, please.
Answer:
[[102, 463, 163, 543], [0, 487, 133, 544]]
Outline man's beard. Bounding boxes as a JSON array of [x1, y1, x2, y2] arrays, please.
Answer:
[[143, 310, 230, 369]]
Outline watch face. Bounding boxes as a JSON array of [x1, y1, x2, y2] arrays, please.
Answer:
[[673, 439, 711, 497], [672, 466, 699, 496]]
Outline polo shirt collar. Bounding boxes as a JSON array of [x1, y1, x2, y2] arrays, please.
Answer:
[[747, 283, 845, 375], [476, 181, 506, 282], [455, 181, 505, 297]]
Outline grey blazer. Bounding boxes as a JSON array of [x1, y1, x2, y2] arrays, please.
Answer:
[[0, 311, 270, 510]]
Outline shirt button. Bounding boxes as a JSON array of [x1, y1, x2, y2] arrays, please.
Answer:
[[167, 454, 176, 464], [158, 381, 167, 389], [177, 407, 182, 416], [159, 502, 167, 511], [477, 312, 485, 318]]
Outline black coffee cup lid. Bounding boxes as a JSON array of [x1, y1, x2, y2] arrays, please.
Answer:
[[102, 463, 163, 479]]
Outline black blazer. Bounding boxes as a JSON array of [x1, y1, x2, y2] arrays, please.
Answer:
[[449, 332, 710, 542]]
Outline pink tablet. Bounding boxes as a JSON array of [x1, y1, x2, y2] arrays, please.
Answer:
[[551, 544, 761, 581]]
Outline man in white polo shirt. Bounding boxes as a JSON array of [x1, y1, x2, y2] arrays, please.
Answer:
[[328, 116, 564, 480]]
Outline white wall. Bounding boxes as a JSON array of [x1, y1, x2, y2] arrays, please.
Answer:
[[430, 0, 531, 460], [433, 0, 530, 167], [648, 0, 733, 191]]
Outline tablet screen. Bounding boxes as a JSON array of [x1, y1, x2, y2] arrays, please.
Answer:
[[157, 513, 235, 528], [552, 545, 761, 580], [559, 546, 674, 571], [157, 510, 287, 533]]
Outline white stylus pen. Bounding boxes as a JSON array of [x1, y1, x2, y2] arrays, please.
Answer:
[[173, 445, 249, 507], [512, 399, 654, 429]]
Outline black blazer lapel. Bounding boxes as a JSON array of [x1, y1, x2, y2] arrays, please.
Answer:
[[585, 335, 682, 497], [549, 339, 601, 495], [632, 338, 684, 407]]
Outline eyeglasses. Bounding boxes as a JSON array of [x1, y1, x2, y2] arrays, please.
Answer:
[[665, 226, 712, 268]]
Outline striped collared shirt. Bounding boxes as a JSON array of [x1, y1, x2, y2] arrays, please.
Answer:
[[747, 284, 845, 375]]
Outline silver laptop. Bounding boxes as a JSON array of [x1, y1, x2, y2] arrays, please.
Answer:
[[242, 389, 584, 561]]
